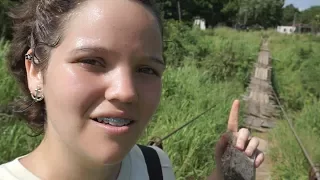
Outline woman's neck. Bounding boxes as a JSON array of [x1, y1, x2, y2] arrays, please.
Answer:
[[19, 132, 121, 180]]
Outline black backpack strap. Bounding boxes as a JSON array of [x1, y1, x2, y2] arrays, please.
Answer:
[[138, 145, 163, 180]]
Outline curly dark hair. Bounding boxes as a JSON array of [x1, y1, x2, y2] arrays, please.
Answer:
[[6, 0, 163, 132]]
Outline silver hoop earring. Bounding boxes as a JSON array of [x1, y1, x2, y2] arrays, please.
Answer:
[[31, 86, 44, 102]]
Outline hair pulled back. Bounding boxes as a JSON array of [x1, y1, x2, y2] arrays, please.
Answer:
[[6, 0, 162, 132]]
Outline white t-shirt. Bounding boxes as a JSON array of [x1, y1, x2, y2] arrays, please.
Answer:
[[0, 145, 175, 180]]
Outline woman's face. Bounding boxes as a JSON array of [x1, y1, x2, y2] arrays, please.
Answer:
[[32, 0, 164, 165]]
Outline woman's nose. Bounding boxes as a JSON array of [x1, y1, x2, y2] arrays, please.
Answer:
[[104, 68, 138, 104]]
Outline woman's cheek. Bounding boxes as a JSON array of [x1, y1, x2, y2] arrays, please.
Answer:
[[138, 79, 162, 114]]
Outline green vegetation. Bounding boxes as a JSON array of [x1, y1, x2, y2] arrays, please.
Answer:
[[1, 0, 320, 40], [268, 32, 320, 179], [140, 24, 262, 177], [282, 5, 320, 30], [159, 0, 284, 28], [0, 24, 262, 179], [0, 38, 40, 164], [0, 38, 19, 105]]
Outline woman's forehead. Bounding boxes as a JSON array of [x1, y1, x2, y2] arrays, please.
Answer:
[[69, 0, 158, 31], [60, 0, 162, 52]]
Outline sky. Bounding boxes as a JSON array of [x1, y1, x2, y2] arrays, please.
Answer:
[[285, 0, 320, 11]]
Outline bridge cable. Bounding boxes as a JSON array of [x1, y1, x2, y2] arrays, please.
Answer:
[[271, 88, 320, 180], [148, 104, 216, 145]]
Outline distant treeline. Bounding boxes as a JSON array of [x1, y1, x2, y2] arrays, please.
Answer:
[[1, 0, 320, 40]]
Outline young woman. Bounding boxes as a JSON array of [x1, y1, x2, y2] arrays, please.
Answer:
[[0, 0, 264, 179]]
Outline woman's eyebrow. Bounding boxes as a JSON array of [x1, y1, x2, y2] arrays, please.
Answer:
[[70, 45, 165, 66], [70, 46, 109, 54], [147, 56, 165, 66]]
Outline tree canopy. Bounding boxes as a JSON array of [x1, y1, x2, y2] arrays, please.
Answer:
[[1, 0, 320, 41], [281, 4, 300, 25], [159, 0, 285, 27]]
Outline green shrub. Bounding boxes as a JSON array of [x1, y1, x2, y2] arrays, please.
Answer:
[[0, 38, 19, 106], [269, 33, 320, 179]]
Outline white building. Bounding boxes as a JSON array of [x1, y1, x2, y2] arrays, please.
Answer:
[[277, 26, 296, 34], [193, 17, 206, 30]]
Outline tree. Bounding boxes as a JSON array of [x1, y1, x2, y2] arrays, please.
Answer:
[[237, 0, 285, 28], [158, 0, 240, 27], [281, 4, 300, 25], [299, 6, 320, 32], [0, 0, 20, 40], [313, 14, 320, 32], [299, 6, 320, 24]]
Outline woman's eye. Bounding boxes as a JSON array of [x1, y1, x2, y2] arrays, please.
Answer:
[[138, 67, 159, 76], [79, 58, 105, 67]]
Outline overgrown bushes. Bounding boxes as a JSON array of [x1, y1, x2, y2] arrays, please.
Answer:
[[163, 21, 261, 85], [269, 32, 320, 179]]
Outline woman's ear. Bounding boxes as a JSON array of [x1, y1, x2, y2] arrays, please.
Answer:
[[25, 49, 43, 93]]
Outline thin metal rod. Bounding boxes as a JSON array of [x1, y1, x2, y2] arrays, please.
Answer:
[[272, 89, 320, 179], [160, 104, 216, 142]]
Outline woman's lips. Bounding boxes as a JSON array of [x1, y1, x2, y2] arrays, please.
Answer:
[[91, 118, 135, 136]]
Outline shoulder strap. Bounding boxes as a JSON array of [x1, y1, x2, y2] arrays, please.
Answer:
[[138, 145, 163, 180]]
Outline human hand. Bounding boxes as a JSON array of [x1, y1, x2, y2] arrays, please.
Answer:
[[208, 100, 265, 179]]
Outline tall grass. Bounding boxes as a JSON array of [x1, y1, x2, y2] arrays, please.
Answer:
[[0, 38, 39, 164], [269, 32, 320, 179], [0, 38, 19, 105], [140, 65, 245, 178], [0, 24, 262, 179]]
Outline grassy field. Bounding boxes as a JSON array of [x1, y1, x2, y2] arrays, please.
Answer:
[[268, 32, 320, 179], [1, 23, 319, 179]]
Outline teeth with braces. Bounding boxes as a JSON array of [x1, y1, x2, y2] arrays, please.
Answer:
[[95, 117, 132, 127]]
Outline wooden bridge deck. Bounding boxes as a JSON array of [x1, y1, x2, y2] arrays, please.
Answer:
[[243, 40, 279, 131], [243, 39, 278, 180]]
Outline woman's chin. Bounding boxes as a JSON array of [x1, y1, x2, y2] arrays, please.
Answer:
[[101, 152, 126, 165], [78, 128, 139, 166], [84, 145, 132, 166]]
